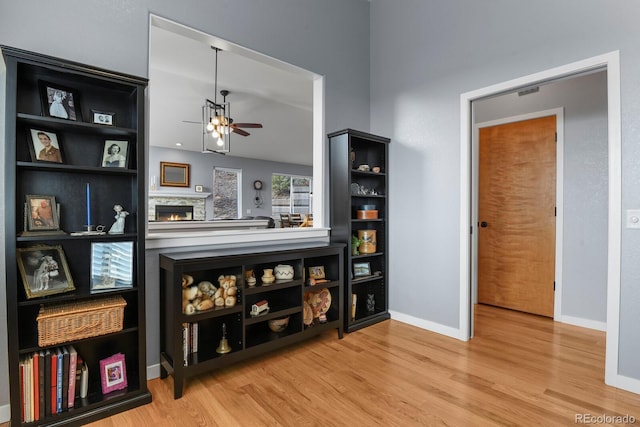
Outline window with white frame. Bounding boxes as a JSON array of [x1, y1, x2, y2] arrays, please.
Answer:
[[271, 174, 312, 219], [213, 167, 242, 219]]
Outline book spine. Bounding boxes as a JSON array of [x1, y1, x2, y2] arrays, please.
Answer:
[[68, 346, 77, 408], [192, 322, 198, 353], [44, 349, 51, 416], [182, 323, 189, 366], [33, 352, 39, 421], [62, 347, 70, 410], [19, 357, 25, 422], [38, 351, 45, 420], [79, 362, 88, 399], [56, 349, 63, 413], [50, 351, 57, 415]]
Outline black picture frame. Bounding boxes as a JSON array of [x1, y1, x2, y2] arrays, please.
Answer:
[[353, 262, 371, 278], [17, 244, 75, 299], [101, 140, 129, 168], [39, 80, 81, 121], [27, 128, 65, 163], [91, 109, 116, 126], [26, 194, 61, 232]]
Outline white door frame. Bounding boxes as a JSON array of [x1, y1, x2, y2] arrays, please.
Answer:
[[459, 51, 628, 392], [471, 109, 564, 326]]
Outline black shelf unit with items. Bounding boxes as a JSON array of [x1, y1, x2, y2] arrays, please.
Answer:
[[159, 242, 344, 398], [329, 128, 391, 332], [2, 46, 151, 425]]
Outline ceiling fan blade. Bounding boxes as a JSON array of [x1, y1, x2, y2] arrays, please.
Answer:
[[231, 123, 263, 128], [232, 127, 250, 136], [182, 120, 202, 124]]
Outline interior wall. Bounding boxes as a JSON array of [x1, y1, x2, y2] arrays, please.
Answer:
[[0, 0, 371, 412], [149, 147, 312, 219], [370, 0, 640, 381], [474, 72, 608, 325]]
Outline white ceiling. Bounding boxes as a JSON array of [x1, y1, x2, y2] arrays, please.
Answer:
[[149, 23, 314, 165]]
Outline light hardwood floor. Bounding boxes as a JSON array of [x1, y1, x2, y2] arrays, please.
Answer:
[[7, 305, 640, 426]]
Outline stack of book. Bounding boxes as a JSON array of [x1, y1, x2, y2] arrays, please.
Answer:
[[182, 322, 198, 366], [18, 345, 88, 423]]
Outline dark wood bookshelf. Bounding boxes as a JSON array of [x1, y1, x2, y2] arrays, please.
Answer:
[[2, 45, 151, 426]]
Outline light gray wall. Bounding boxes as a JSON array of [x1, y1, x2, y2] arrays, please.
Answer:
[[149, 147, 312, 219], [0, 0, 370, 411], [474, 72, 608, 324], [370, 0, 640, 380]]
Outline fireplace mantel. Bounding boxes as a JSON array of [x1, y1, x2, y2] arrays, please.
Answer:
[[149, 191, 211, 199]]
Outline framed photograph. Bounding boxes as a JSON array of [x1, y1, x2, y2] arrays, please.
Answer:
[[101, 140, 129, 168], [160, 161, 190, 187], [91, 242, 134, 292], [26, 195, 61, 232], [99, 353, 128, 394], [194, 184, 203, 193], [17, 244, 75, 299], [28, 129, 64, 163], [39, 80, 81, 121], [353, 262, 371, 278], [309, 266, 326, 280], [91, 110, 116, 126]]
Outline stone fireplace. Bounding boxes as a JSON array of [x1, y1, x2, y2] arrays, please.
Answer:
[[148, 192, 208, 221]]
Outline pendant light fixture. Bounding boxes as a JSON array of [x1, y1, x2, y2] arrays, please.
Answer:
[[202, 46, 231, 154]]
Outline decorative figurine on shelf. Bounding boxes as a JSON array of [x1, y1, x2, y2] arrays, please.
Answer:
[[108, 204, 129, 235], [367, 294, 375, 313]]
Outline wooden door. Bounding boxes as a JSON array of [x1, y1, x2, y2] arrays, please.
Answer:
[[478, 115, 556, 317]]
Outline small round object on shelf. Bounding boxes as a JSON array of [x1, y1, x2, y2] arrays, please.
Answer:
[[268, 316, 290, 332]]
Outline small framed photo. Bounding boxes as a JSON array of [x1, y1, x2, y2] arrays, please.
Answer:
[[309, 266, 326, 280], [100, 353, 128, 394], [28, 129, 64, 163], [194, 185, 203, 193], [39, 80, 81, 121], [91, 110, 116, 126], [26, 195, 61, 232], [353, 262, 371, 278], [17, 244, 75, 299], [101, 140, 129, 168], [91, 242, 134, 292]]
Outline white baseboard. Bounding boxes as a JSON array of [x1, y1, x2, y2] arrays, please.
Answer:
[[559, 315, 607, 332], [147, 363, 161, 380], [0, 403, 9, 423], [607, 372, 640, 395], [389, 310, 468, 341]]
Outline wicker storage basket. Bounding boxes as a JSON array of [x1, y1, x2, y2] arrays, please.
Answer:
[[36, 295, 127, 347]]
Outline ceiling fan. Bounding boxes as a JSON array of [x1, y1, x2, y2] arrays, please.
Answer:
[[210, 90, 263, 137]]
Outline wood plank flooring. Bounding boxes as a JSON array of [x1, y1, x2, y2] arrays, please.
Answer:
[[7, 304, 640, 426]]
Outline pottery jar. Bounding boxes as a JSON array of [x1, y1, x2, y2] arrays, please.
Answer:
[[274, 264, 294, 280], [358, 229, 377, 254], [262, 268, 275, 284]]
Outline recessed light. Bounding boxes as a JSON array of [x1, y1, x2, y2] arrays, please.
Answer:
[[175, 142, 182, 146]]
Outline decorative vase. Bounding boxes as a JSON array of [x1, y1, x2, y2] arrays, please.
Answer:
[[274, 264, 294, 280], [358, 230, 377, 254], [262, 268, 275, 285]]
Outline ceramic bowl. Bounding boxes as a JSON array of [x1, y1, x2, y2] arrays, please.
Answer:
[[268, 316, 290, 332]]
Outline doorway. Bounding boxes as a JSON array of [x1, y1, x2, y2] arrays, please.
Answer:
[[477, 115, 557, 317], [459, 51, 623, 389]]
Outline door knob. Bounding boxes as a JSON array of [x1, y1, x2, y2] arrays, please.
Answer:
[[480, 221, 488, 228]]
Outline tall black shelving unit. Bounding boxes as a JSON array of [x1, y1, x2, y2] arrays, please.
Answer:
[[2, 46, 151, 425], [329, 129, 391, 332]]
